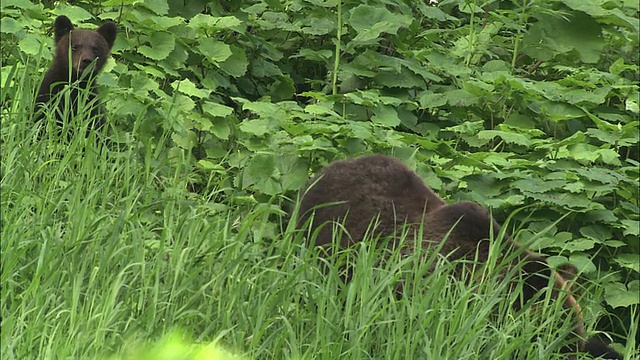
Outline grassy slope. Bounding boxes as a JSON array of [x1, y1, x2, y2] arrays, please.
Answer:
[[1, 66, 637, 360]]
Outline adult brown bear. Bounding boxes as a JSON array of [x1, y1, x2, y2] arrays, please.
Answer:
[[34, 15, 117, 133], [297, 154, 623, 360]]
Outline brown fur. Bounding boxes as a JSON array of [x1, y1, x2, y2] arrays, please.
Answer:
[[297, 154, 622, 359], [34, 16, 117, 131]]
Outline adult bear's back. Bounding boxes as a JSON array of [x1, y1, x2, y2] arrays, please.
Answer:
[[297, 154, 445, 249]]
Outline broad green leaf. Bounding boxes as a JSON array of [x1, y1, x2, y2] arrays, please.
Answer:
[[621, 219, 640, 236], [239, 119, 271, 136], [210, 120, 231, 140], [197, 39, 232, 64], [244, 154, 276, 187], [0, 0, 35, 9], [348, 5, 413, 43], [171, 130, 197, 150], [595, 149, 621, 165], [477, 130, 531, 147], [614, 254, 640, 273], [268, 75, 295, 102], [242, 154, 282, 195], [171, 79, 210, 98], [445, 121, 483, 135], [445, 89, 480, 107], [276, 155, 309, 191], [528, 101, 584, 122], [202, 101, 233, 117], [563, 239, 596, 252], [173, 94, 195, 113], [568, 254, 597, 273], [196, 160, 225, 172], [562, 0, 639, 32], [371, 105, 401, 127], [17, 35, 42, 56], [295, 49, 333, 62], [188, 14, 241, 31], [523, 12, 605, 63], [579, 225, 612, 244], [604, 281, 640, 308], [0, 17, 21, 34], [237, 99, 280, 117], [512, 179, 566, 193], [417, 92, 447, 109], [139, 32, 175, 61], [626, 96, 639, 114], [143, 0, 169, 15], [220, 46, 248, 77], [568, 143, 599, 163], [52, 5, 93, 21], [300, 17, 334, 35]]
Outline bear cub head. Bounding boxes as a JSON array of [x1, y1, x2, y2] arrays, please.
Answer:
[[51, 15, 117, 82], [35, 16, 117, 133]]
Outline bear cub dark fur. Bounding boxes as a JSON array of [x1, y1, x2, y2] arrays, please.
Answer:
[[297, 154, 623, 360], [34, 15, 117, 133]]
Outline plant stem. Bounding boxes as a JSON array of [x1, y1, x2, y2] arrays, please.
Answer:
[[332, 0, 342, 95]]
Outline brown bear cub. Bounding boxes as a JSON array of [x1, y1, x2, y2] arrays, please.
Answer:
[[34, 15, 117, 133], [297, 154, 622, 360]]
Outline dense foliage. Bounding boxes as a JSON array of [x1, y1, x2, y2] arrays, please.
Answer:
[[1, 0, 638, 358]]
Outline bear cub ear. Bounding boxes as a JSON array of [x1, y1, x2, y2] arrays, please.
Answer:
[[97, 21, 118, 49], [53, 15, 74, 43]]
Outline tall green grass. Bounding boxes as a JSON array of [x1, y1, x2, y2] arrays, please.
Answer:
[[1, 63, 637, 360]]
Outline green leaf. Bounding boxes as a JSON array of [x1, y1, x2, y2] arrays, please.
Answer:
[[418, 92, 447, 109], [301, 17, 334, 36], [143, 0, 169, 15], [239, 119, 271, 136], [139, 32, 175, 61], [579, 225, 612, 244], [188, 14, 242, 32], [197, 39, 232, 64], [196, 160, 225, 172], [568, 254, 597, 273], [171, 79, 211, 98], [613, 254, 640, 273], [604, 281, 640, 308], [18, 35, 42, 56], [276, 155, 309, 191], [202, 101, 233, 118], [1, 0, 36, 10], [171, 130, 197, 150], [562, 0, 639, 32], [268, 75, 295, 102], [242, 154, 282, 195], [371, 106, 401, 127], [621, 219, 640, 236], [0, 17, 21, 34], [219, 45, 248, 77], [523, 12, 605, 63], [52, 5, 93, 22], [512, 179, 566, 193], [445, 89, 480, 107], [477, 130, 531, 147], [563, 238, 596, 252], [348, 5, 413, 43]]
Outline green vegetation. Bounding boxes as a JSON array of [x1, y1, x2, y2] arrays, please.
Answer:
[[1, 0, 638, 359]]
